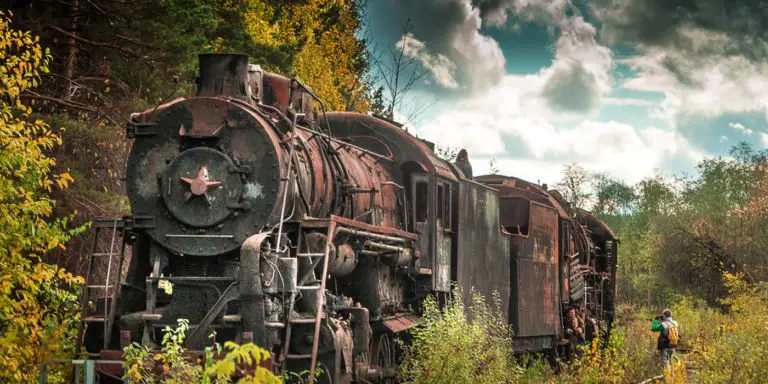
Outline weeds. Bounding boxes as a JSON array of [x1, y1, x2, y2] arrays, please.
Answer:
[[399, 273, 766, 384], [122, 319, 281, 384], [398, 287, 523, 384]]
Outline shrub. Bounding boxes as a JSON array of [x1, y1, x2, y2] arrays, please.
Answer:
[[0, 10, 85, 383], [698, 273, 768, 383], [123, 318, 281, 384], [398, 287, 523, 384]]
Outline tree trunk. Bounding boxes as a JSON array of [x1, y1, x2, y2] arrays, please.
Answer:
[[65, 0, 79, 99]]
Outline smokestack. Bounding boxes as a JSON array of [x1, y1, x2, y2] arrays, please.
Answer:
[[197, 54, 249, 98]]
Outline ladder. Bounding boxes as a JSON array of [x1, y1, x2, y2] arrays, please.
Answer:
[[272, 106, 332, 383], [279, 221, 336, 384], [75, 219, 127, 355]]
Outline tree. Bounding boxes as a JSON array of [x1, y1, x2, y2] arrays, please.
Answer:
[[5, 0, 376, 271], [489, 158, 499, 175], [0, 11, 85, 382], [435, 144, 459, 162], [370, 85, 388, 117], [592, 173, 636, 217], [556, 163, 592, 210], [371, 19, 435, 124]]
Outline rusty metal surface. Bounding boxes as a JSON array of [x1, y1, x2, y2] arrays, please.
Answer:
[[475, 174, 568, 218], [321, 112, 459, 182], [329, 215, 418, 240], [381, 313, 420, 333], [197, 54, 249, 99], [125, 96, 286, 256], [261, 72, 315, 123], [455, 180, 511, 322], [509, 201, 560, 337], [576, 208, 617, 240], [499, 197, 531, 235]]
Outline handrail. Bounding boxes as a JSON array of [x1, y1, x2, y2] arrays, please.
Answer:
[[40, 359, 123, 384]]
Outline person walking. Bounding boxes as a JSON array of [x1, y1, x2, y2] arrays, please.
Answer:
[[651, 308, 681, 367]]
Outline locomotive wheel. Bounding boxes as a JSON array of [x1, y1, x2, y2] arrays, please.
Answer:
[[375, 334, 396, 383]]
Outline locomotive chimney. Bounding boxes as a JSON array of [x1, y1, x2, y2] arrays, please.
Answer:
[[197, 53, 250, 99]]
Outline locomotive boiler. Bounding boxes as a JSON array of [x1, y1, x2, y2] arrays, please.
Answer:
[[79, 54, 618, 383]]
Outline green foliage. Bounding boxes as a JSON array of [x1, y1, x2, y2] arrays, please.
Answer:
[[571, 143, 768, 306], [398, 287, 523, 384], [7, 0, 375, 265], [561, 329, 630, 383], [123, 319, 281, 384], [206, 342, 280, 384], [698, 273, 768, 383], [555, 163, 592, 210], [0, 11, 85, 383]]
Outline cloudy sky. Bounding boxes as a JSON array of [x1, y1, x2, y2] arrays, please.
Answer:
[[364, 0, 768, 186]]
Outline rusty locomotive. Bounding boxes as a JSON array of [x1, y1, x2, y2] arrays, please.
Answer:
[[79, 54, 618, 383]]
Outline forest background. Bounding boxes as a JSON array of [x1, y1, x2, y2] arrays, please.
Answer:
[[1, 0, 767, 382]]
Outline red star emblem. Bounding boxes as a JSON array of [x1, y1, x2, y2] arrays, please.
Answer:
[[180, 166, 223, 204]]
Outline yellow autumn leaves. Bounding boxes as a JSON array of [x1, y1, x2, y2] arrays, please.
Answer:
[[221, 0, 371, 112], [0, 10, 86, 383]]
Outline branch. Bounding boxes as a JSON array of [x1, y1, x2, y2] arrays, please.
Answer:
[[73, 76, 130, 92], [84, 0, 109, 16], [46, 25, 150, 63], [44, 73, 127, 123], [22, 89, 120, 128], [405, 97, 437, 125], [21, 89, 97, 112], [115, 34, 156, 49]]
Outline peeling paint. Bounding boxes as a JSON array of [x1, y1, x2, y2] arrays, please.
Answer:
[[245, 182, 264, 200], [137, 142, 177, 199]]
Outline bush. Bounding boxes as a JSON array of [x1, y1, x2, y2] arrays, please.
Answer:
[[698, 273, 768, 383], [0, 10, 86, 383], [398, 287, 523, 384], [123, 319, 281, 384]]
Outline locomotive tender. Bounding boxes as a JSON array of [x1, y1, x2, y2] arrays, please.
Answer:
[[81, 54, 618, 383]]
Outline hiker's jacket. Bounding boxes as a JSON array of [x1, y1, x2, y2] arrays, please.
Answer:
[[565, 314, 586, 344], [651, 317, 678, 350]]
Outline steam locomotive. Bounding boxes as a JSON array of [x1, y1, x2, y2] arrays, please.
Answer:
[[80, 54, 617, 383]]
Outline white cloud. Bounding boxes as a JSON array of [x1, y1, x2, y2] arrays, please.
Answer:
[[451, 0, 507, 90], [404, 3, 705, 185], [536, 15, 614, 115], [603, 97, 655, 106], [397, 33, 460, 88], [761, 133, 768, 149], [729, 122, 753, 136], [479, 0, 572, 29], [620, 47, 768, 128], [415, 73, 703, 185], [719, 135, 729, 143]]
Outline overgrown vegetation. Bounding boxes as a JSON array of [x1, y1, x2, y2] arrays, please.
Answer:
[[400, 272, 764, 384], [401, 146, 768, 383], [5, 0, 376, 270], [0, 11, 85, 382], [123, 319, 281, 384], [4, 1, 767, 382], [398, 287, 523, 384], [556, 143, 768, 306]]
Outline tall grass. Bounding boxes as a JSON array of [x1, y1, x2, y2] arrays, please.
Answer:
[[398, 274, 765, 384]]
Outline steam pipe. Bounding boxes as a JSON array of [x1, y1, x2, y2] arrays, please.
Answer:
[[275, 111, 302, 253], [239, 233, 269, 347], [336, 227, 405, 243]]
